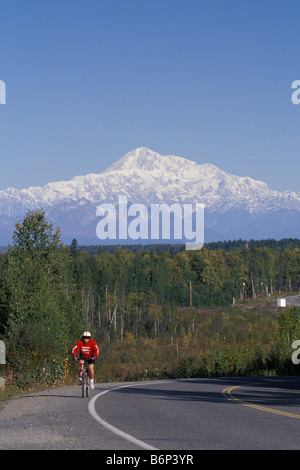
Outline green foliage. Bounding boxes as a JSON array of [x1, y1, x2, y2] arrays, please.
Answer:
[[267, 306, 300, 374], [3, 210, 65, 332], [1, 218, 300, 392], [94, 308, 298, 382], [5, 320, 67, 389], [0, 210, 86, 389]]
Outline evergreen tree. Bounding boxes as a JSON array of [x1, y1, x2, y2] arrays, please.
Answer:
[[70, 238, 79, 257], [3, 210, 84, 354]]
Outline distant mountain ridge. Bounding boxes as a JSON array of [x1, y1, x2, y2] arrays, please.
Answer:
[[0, 147, 299, 245]]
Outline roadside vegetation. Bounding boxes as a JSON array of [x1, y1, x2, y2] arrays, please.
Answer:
[[0, 210, 299, 400]]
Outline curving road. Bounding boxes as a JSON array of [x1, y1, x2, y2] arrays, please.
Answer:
[[1, 376, 300, 450]]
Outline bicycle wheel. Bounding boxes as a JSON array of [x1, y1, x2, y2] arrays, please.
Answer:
[[82, 370, 86, 398]]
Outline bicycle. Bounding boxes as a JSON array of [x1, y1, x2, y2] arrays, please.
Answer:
[[81, 358, 90, 398]]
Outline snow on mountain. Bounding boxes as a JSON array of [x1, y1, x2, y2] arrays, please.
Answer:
[[98, 147, 300, 213], [0, 147, 299, 244]]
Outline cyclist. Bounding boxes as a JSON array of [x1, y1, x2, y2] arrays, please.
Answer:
[[72, 331, 99, 390]]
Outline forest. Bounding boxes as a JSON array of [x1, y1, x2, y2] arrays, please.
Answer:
[[0, 209, 300, 392]]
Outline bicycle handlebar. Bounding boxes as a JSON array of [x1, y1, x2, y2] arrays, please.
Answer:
[[73, 356, 97, 361]]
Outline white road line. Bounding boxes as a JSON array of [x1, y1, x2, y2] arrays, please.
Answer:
[[88, 383, 160, 450]]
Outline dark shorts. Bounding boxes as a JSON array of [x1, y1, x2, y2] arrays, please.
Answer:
[[79, 354, 95, 364]]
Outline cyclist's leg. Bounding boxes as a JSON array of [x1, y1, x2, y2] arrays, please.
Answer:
[[79, 359, 84, 377], [88, 361, 95, 389], [88, 362, 94, 380]]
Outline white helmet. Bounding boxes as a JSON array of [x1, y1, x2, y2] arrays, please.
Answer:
[[82, 331, 91, 338]]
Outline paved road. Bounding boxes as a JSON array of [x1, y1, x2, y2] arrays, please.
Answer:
[[1, 376, 300, 450]]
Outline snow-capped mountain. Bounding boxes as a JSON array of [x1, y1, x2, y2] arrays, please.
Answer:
[[0, 147, 299, 245]]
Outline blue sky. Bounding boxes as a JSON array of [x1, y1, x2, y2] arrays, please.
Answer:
[[0, 0, 300, 192]]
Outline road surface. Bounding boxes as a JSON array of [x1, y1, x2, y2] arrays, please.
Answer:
[[1, 376, 300, 451]]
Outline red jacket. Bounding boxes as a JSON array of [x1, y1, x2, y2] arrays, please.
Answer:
[[72, 338, 99, 359]]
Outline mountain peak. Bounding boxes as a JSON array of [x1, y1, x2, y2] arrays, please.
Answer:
[[105, 147, 198, 176], [0, 147, 299, 244], [105, 147, 159, 171]]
